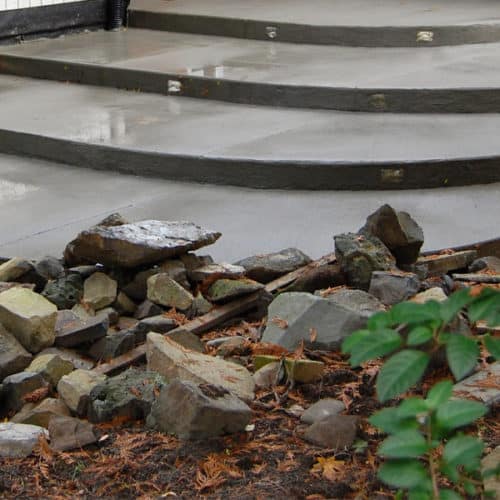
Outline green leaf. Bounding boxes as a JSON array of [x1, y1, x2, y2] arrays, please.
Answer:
[[443, 434, 484, 469], [439, 288, 474, 324], [436, 400, 487, 433], [446, 334, 479, 381], [407, 326, 434, 346], [378, 459, 429, 489], [440, 462, 460, 483], [378, 430, 429, 458], [397, 398, 429, 418], [347, 328, 402, 366], [369, 407, 418, 434], [391, 301, 441, 326], [439, 489, 462, 500], [468, 289, 500, 326], [377, 350, 430, 402], [484, 334, 500, 360], [409, 489, 433, 500], [367, 311, 395, 330], [341, 329, 369, 357], [425, 380, 453, 410]]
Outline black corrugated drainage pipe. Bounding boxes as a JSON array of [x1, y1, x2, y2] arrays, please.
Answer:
[[107, 0, 128, 30]]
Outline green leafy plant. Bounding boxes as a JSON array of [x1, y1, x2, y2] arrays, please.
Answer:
[[342, 287, 500, 499]]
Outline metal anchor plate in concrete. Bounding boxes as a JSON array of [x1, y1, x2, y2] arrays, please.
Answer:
[[129, 0, 500, 47], [1, 29, 500, 112], [1, 75, 500, 190]]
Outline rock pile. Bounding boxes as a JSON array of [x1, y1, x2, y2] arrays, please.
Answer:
[[0, 206, 498, 458]]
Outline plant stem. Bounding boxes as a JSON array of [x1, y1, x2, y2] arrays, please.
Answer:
[[426, 420, 440, 500]]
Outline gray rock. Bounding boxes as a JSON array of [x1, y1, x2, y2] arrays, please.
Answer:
[[452, 361, 499, 407], [0, 288, 57, 353], [216, 336, 247, 357], [0, 258, 33, 282], [0, 325, 32, 381], [158, 259, 190, 289], [39, 347, 94, 370], [253, 362, 281, 389], [261, 292, 383, 351], [97, 212, 129, 227], [300, 399, 346, 425], [147, 274, 194, 311], [34, 256, 65, 281], [360, 204, 424, 265], [42, 274, 83, 309], [147, 333, 255, 401], [285, 264, 345, 293], [113, 291, 137, 315], [325, 288, 385, 314], [48, 415, 97, 452], [122, 269, 158, 302], [303, 415, 359, 450], [165, 329, 206, 353], [411, 287, 448, 303], [58, 369, 107, 416], [54, 310, 108, 347], [131, 315, 177, 343], [189, 263, 245, 282], [0, 282, 35, 294], [25, 354, 74, 388], [96, 307, 119, 326], [64, 220, 221, 268], [206, 278, 264, 304], [134, 299, 163, 319], [87, 368, 166, 423], [334, 233, 396, 290], [87, 331, 135, 362], [148, 379, 251, 440], [2, 371, 49, 413], [83, 272, 117, 310], [368, 270, 420, 305], [0, 423, 48, 458], [191, 293, 213, 316], [469, 256, 500, 273], [235, 248, 312, 283], [180, 253, 214, 272], [11, 398, 70, 428], [68, 265, 100, 279]]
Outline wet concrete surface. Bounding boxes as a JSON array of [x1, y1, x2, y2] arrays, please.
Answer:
[[2, 28, 500, 89], [130, 0, 500, 28], [0, 153, 498, 263]]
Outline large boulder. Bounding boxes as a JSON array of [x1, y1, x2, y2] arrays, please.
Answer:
[[235, 248, 312, 283], [0, 325, 32, 381], [261, 291, 384, 351], [147, 333, 255, 401], [359, 204, 424, 265], [334, 232, 395, 290], [0, 423, 48, 458], [64, 220, 221, 268], [147, 379, 251, 439], [0, 288, 57, 353]]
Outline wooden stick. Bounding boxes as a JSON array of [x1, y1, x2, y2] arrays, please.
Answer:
[[422, 236, 500, 259], [452, 273, 500, 284]]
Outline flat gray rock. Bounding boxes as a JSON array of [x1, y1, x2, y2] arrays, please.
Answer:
[[11, 398, 71, 428], [54, 310, 108, 348], [1, 371, 49, 414], [65, 220, 221, 268], [368, 270, 420, 305], [452, 361, 499, 408], [300, 399, 346, 425], [303, 415, 359, 450], [206, 278, 264, 304], [48, 415, 97, 451], [0, 422, 48, 458], [0, 325, 32, 381]]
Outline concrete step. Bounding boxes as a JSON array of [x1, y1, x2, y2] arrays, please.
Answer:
[[1, 28, 500, 112], [1, 74, 500, 190], [129, 0, 500, 47]]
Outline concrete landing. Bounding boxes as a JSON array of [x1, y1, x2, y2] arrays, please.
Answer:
[[1, 153, 498, 263], [2, 29, 500, 112], [1, 75, 500, 189], [129, 0, 500, 46]]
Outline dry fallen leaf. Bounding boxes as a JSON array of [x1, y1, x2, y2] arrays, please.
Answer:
[[309, 327, 318, 342], [311, 456, 345, 482], [271, 317, 288, 329]]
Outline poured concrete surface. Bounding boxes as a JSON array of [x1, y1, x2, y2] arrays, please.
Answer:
[[3, 29, 500, 89], [0, 153, 499, 263]]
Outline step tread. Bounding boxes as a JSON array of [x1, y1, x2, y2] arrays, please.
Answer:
[[2, 28, 500, 90]]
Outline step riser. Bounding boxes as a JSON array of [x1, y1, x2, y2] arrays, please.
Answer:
[[129, 11, 500, 47], [2, 128, 500, 190], [2, 55, 500, 113]]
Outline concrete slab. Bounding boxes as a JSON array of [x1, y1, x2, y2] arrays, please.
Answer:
[[0, 153, 499, 263], [1, 75, 500, 189]]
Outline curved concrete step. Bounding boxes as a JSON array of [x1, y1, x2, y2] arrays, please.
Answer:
[[129, 0, 500, 47], [2, 29, 500, 113], [1, 75, 500, 190]]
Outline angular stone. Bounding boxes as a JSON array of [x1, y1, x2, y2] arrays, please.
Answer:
[[0, 288, 57, 353], [26, 354, 74, 388], [304, 415, 359, 450], [253, 362, 281, 389], [87, 368, 166, 423], [452, 361, 499, 407], [49, 415, 97, 451], [64, 220, 221, 268], [0, 282, 35, 294], [98, 212, 129, 227], [147, 333, 255, 401], [71, 303, 95, 320], [158, 259, 190, 289], [96, 307, 119, 326], [130, 315, 177, 343], [0, 325, 32, 381], [0, 423, 48, 458], [58, 369, 107, 416], [147, 274, 194, 311], [285, 264, 345, 293], [0, 258, 32, 282], [235, 248, 312, 283], [368, 270, 421, 305], [147, 379, 251, 440], [334, 233, 395, 290], [411, 287, 448, 304], [114, 291, 137, 315], [326, 288, 385, 314], [11, 398, 70, 428], [189, 263, 245, 282], [134, 299, 163, 319], [165, 329, 206, 353], [206, 278, 264, 304], [68, 264, 100, 279], [216, 336, 247, 357], [417, 250, 477, 277], [83, 272, 117, 310], [301, 399, 346, 425], [470, 256, 500, 273], [261, 291, 383, 351], [482, 447, 500, 499], [179, 253, 214, 272], [191, 293, 213, 316], [39, 347, 94, 370], [253, 355, 324, 383], [54, 310, 108, 347], [42, 274, 84, 310], [87, 331, 135, 362], [122, 269, 158, 302], [34, 256, 65, 281], [1, 372, 49, 413]]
